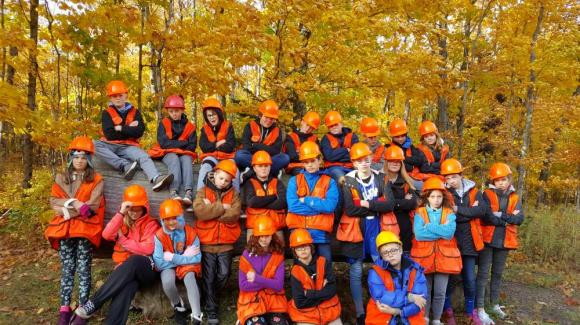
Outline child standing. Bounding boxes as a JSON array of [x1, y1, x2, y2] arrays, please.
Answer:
[[416, 121, 450, 178], [193, 159, 242, 324], [411, 177, 462, 325], [153, 199, 203, 325], [360, 117, 386, 172], [284, 111, 320, 176], [46, 136, 105, 325], [149, 95, 197, 204], [288, 229, 342, 325], [237, 216, 289, 325], [476, 163, 524, 324], [286, 141, 339, 262], [320, 110, 359, 184]]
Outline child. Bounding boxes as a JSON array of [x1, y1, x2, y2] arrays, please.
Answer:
[[284, 111, 320, 176], [383, 145, 418, 253], [74, 184, 160, 324], [366, 231, 428, 325], [360, 117, 386, 172], [193, 159, 241, 324], [337, 142, 395, 324], [197, 97, 238, 190], [320, 110, 359, 184], [388, 118, 437, 191], [288, 228, 342, 325], [286, 141, 339, 262], [242, 150, 287, 240], [46, 136, 105, 325], [149, 95, 197, 204], [94, 80, 172, 191], [153, 199, 203, 325], [410, 177, 462, 325], [440, 159, 487, 325], [476, 163, 524, 324], [235, 99, 290, 181], [237, 216, 288, 325], [417, 121, 450, 177]]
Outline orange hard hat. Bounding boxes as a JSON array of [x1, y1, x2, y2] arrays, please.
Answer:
[[419, 120, 438, 137], [289, 228, 313, 248], [383, 145, 405, 161], [215, 159, 238, 178], [202, 98, 223, 111], [106, 80, 128, 96], [253, 215, 276, 236], [68, 136, 94, 154], [164, 95, 185, 109], [389, 118, 408, 137], [422, 177, 446, 193], [303, 111, 321, 129], [159, 199, 184, 219], [259, 100, 279, 119], [350, 142, 373, 161], [441, 159, 463, 176], [299, 141, 321, 161], [123, 184, 148, 207], [251, 150, 272, 166], [489, 163, 512, 180], [324, 111, 342, 128], [361, 117, 380, 137]]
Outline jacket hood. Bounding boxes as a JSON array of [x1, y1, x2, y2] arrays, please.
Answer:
[[203, 107, 225, 129], [160, 215, 186, 235], [488, 184, 516, 195], [204, 171, 234, 193]]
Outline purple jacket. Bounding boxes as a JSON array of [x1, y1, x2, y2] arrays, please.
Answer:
[[238, 249, 285, 292]]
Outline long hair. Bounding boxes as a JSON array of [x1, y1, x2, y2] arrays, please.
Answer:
[[421, 132, 445, 151], [419, 189, 453, 209], [384, 160, 416, 191], [61, 163, 95, 185], [246, 233, 285, 256]]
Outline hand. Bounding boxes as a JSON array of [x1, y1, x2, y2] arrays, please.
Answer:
[[322, 279, 328, 287], [117, 229, 125, 238], [452, 205, 458, 213], [71, 200, 83, 210], [408, 293, 426, 309], [163, 252, 174, 262], [203, 198, 211, 205], [472, 200, 479, 206], [216, 139, 226, 147], [114, 125, 122, 131], [222, 203, 231, 210], [246, 270, 256, 282], [513, 209, 520, 215], [299, 197, 305, 203], [79, 204, 95, 218], [129, 121, 139, 127], [493, 211, 502, 218], [404, 193, 413, 200], [120, 201, 133, 214], [360, 200, 370, 208], [183, 245, 200, 257]]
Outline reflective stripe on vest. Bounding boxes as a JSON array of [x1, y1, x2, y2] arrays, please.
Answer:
[[246, 178, 286, 230], [482, 189, 519, 249], [195, 187, 240, 244], [250, 120, 280, 145], [200, 121, 236, 160], [155, 224, 201, 279], [148, 118, 197, 159], [100, 107, 140, 146], [286, 174, 334, 233]]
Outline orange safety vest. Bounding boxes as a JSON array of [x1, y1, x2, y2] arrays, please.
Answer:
[[482, 190, 519, 249], [286, 174, 334, 233], [246, 178, 286, 230], [323, 132, 354, 168], [410, 207, 462, 274], [285, 132, 318, 170], [405, 147, 442, 182], [250, 120, 280, 146], [195, 187, 241, 245], [148, 118, 197, 159], [417, 144, 449, 164], [288, 257, 341, 324], [372, 144, 386, 164], [112, 215, 157, 265], [155, 224, 201, 279], [366, 265, 425, 325], [199, 121, 236, 160], [237, 253, 287, 324], [466, 188, 485, 252], [45, 174, 105, 250], [100, 107, 140, 146]]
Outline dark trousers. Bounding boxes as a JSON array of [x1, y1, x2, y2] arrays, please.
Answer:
[[444, 255, 477, 314], [91, 255, 158, 325], [201, 250, 233, 313]]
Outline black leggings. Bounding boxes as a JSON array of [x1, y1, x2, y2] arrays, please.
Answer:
[[245, 313, 289, 325]]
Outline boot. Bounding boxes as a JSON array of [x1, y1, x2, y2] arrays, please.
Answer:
[[442, 307, 457, 325], [57, 307, 72, 325]]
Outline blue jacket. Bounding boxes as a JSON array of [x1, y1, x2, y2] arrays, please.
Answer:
[[368, 255, 428, 322], [287, 170, 339, 243], [153, 216, 202, 271], [413, 206, 456, 241], [320, 127, 359, 162]]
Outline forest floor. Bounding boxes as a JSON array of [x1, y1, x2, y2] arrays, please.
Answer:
[[0, 225, 577, 325]]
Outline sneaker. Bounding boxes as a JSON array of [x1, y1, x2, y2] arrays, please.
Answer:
[[191, 313, 203, 325], [239, 167, 251, 184], [432, 321, 442, 325], [182, 190, 193, 206], [123, 161, 139, 180], [171, 305, 189, 325], [57, 307, 72, 325], [468, 310, 484, 325], [356, 314, 366, 325], [152, 174, 174, 192], [443, 307, 457, 325], [207, 311, 219, 324], [74, 300, 96, 319], [277, 169, 284, 179], [478, 309, 495, 325], [492, 304, 507, 319], [171, 190, 183, 202], [69, 314, 88, 325]]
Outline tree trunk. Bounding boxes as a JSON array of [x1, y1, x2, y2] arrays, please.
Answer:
[[138, 5, 147, 111], [517, 5, 544, 199], [23, 0, 39, 190], [535, 123, 563, 207], [436, 17, 449, 131], [403, 98, 411, 123]]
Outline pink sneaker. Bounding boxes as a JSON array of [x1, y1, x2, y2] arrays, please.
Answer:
[[443, 308, 457, 325], [468, 310, 484, 325]]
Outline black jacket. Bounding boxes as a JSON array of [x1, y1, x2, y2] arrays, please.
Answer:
[[101, 105, 145, 141], [284, 129, 318, 163], [391, 142, 439, 175], [290, 255, 337, 309], [389, 175, 419, 252], [199, 109, 236, 155], [449, 179, 488, 256], [241, 118, 283, 156], [482, 185, 524, 249], [156, 114, 197, 152], [241, 176, 287, 211]]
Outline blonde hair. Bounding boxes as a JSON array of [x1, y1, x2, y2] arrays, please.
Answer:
[[421, 132, 445, 150], [384, 160, 416, 191]]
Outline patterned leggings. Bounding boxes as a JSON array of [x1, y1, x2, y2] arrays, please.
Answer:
[[58, 238, 93, 306]]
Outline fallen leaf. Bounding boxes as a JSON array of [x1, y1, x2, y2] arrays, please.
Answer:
[[36, 308, 44, 314], [537, 301, 548, 306]]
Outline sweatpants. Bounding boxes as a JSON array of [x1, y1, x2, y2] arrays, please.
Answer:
[[426, 273, 449, 321], [90, 255, 158, 325], [58, 238, 93, 306], [201, 250, 233, 314], [94, 140, 160, 182], [162, 153, 194, 193], [160, 269, 202, 317], [476, 246, 509, 307]]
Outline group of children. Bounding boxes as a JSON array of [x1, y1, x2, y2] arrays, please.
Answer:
[[45, 79, 524, 325]]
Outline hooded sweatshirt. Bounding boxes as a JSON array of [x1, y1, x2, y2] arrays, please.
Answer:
[[152, 216, 202, 271]]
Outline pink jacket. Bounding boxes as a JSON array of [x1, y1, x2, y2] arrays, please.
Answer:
[[103, 212, 160, 264]]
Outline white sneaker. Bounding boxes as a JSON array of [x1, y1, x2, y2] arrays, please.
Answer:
[[478, 309, 495, 325], [492, 304, 507, 319], [432, 320, 442, 325], [424, 317, 430, 324]]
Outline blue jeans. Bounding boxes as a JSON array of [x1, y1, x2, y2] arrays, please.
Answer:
[[444, 255, 477, 314], [347, 257, 365, 316], [234, 150, 290, 176], [315, 243, 332, 263]]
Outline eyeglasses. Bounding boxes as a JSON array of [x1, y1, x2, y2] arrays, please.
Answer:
[[380, 248, 401, 257]]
